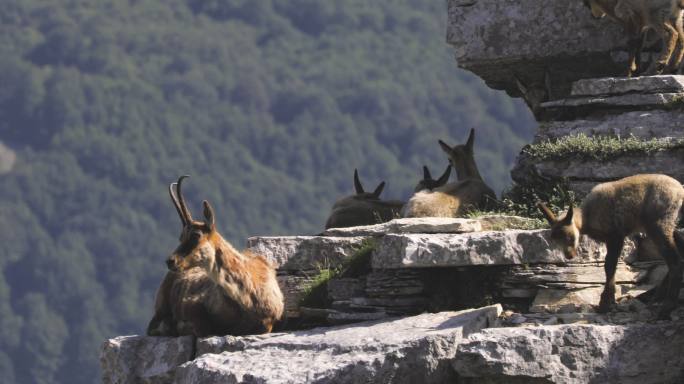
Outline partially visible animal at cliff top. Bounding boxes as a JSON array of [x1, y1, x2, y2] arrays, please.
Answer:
[[403, 129, 496, 218], [538, 173, 684, 320], [582, 0, 684, 76], [147, 176, 284, 337], [324, 169, 404, 229], [413, 164, 452, 193]]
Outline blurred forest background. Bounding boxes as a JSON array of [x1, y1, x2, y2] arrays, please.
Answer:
[[0, 0, 536, 383]]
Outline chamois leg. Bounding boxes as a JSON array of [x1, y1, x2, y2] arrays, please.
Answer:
[[147, 272, 177, 336], [649, 228, 682, 320], [651, 23, 679, 75], [598, 237, 624, 313], [626, 35, 643, 77], [672, 21, 684, 73]]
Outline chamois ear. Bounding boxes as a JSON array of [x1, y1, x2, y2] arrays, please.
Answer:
[[465, 128, 475, 151], [423, 165, 432, 181], [561, 206, 574, 225], [436, 165, 452, 186], [537, 201, 557, 224], [203, 200, 215, 231], [438, 140, 452, 155], [353, 169, 365, 194], [372, 181, 385, 198]]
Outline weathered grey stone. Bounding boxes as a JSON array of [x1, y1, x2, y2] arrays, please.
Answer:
[[327, 278, 365, 301], [571, 75, 684, 97], [372, 231, 633, 269], [322, 217, 483, 237], [513, 148, 684, 187], [537, 110, 684, 141], [100, 335, 194, 384], [447, 0, 624, 96], [321, 216, 540, 237], [246, 236, 367, 270], [453, 322, 684, 384], [175, 305, 502, 384], [529, 287, 604, 313], [541, 92, 684, 109]]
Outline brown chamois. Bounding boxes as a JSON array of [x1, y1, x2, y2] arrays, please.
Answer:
[[403, 129, 496, 218], [147, 176, 284, 337], [324, 169, 404, 229], [582, 0, 684, 75], [413, 164, 452, 193], [538, 174, 684, 320]]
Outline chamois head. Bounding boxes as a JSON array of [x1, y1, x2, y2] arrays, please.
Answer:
[[351, 169, 385, 200], [166, 175, 219, 273], [582, 0, 609, 19], [438, 128, 484, 181], [414, 165, 451, 192], [537, 202, 580, 259]]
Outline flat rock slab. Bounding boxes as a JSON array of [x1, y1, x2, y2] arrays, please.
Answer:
[[537, 110, 684, 141], [322, 216, 539, 237], [175, 305, 502, 384], [541, 92, 683, 109], [447, 0, 624, 95], [100, 335, 194, 384], [571, 75, 684, 97], [246, 236, 367, 270], [453, 322, 684, 384], [372, 231, 631, 269]]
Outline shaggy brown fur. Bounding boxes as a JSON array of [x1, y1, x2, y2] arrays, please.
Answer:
[[583, 0, 684, 75], [147, 176, 284, 337], [324, 169, 404, 229], [403, 129, 496, 218], [538, 174, 684, 320]]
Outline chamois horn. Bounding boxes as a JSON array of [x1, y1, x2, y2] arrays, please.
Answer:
[[169, 182, 186, 226], [176, 175, 193, 224]]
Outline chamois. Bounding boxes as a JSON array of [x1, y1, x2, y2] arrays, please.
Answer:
[[582, 0, 684, 75], [403, 129, 496, 218], [324, 169, 404, 229], [538, 174, 684, 320], [147, 176, 284, 337], [413, 165, 452, 193]]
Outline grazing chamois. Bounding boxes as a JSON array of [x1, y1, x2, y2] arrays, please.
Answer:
[[403, 129, 496, 218], [324, 169, 404, 229], [413, 165, 452, 193], [582, 0, 684, 75], [538, 174, 684, 320], [147, 176, 284, 337]]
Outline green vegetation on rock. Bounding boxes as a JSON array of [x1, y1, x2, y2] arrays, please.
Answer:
[[524, 134, 684, 161]]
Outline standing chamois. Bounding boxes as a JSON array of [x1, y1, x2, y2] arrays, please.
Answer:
[[582, 0, 684, 75], [147, 176, 284, 337], [538, 174, 684, 320], [403, 129, 496, 218], [324, 169, 404, 229]]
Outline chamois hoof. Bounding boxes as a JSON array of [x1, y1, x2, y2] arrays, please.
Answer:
[[596, 299, 616, 314]]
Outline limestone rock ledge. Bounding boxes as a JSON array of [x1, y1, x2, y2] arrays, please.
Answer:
[[101, 305, 502, 384], [454, 321, 684, 384]]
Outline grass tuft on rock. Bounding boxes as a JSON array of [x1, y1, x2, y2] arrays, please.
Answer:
[[523, 134, 684, 161]]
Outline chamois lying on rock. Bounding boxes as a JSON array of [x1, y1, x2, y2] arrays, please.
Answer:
[[413, 165, 452, 193], [582, 0, 684, 75], [538, 174, 684, 320], [147, 176, 284, 337], [403, 129, 496, 218], [324, 169, 404, 229]]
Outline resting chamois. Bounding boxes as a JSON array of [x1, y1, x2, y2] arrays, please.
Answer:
[[583, 0, 684, 75], [147, 176, 284, 337], [538, 174, 684, 320], [403, 129, 496, 218], [324, 169, 404, 229], [413, 165, 452, 193]]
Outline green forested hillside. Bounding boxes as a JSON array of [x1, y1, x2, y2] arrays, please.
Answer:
[[0, 1, 535, 383]]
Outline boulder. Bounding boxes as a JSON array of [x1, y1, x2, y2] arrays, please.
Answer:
[[174, 305, 502, 384], [100, 335, 194, 384], [453, 322, 684, 383], [246, 236, 366, 270], [372, 230, 634, 269]]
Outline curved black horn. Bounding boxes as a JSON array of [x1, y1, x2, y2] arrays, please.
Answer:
[[423, 165, 432, 181], [169, 182, 186, 226], [353, 169, 365, 194], [176, 175, 193, 223]]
